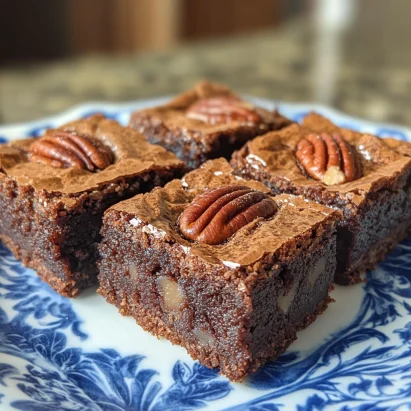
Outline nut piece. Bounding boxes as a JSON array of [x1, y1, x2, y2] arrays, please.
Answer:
[[278, 281, 298, 313], [295, 133, 361, 185], [308, 256, 326, 287], [186, 96, 261, 125], [193, 328, 215, 347], [157, 276, 184, 310], [179, 185, 277, 245], [29, 131, 114, 171]]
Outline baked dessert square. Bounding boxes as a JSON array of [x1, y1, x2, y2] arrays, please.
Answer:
[[98, 158, 339, 381], [0, 114, 184, 297], [129, 81, 291, 169], [231, 112, 411, 285]]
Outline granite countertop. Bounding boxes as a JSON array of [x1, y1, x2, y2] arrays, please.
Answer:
[[1, 20, 411, 127]]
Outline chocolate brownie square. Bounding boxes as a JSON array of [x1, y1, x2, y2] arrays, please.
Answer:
[[231, 113, 411, 285], [0, 115, 184, 297], [98, 158, 339, 381], [129, 81, 291, 169]]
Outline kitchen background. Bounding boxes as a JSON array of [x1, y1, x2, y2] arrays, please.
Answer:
[[1, 0, 410, 126]]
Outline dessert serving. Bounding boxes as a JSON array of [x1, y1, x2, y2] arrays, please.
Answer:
[[98, 158, 340, 381], [0, 114, 184, 297], [231, 112, 411, 285], [129, 81, 291, 169]]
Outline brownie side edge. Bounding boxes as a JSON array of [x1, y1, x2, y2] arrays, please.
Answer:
[[0, 167, 181, 297], [98, 208, 253, 379], [130, 112, 290, 170], [97, 207, 336, 381], [231, 145, 411, 285]]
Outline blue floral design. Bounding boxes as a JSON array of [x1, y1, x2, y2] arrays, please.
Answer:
[[290, 111, 310, 124], [1, 104, 411, 410], [221, 240, 411, 411], [375, 127, 408, 141], [26, 124, 53, 138], [0, 243, 231, 411], [2, 216, 411, 410]]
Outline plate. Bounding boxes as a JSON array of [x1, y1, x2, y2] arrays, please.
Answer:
[[1, 98, 411, 411]]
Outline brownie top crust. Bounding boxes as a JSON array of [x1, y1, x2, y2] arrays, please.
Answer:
[[109, 158, 338, 267], [129, 81, 291, 143], [234, 112, 411, 207], [0, 115, 184, 195]]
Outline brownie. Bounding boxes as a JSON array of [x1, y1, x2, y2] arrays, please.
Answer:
[[98, 158, 339, 381], [231, 112, 411, 285], [0, 114, 184, 297], [129, 81, 291, 169]]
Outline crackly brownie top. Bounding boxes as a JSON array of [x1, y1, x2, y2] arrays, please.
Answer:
[[0, 115, 184, 194], [129, 81, 291, 142], [110, 158, 338, 267], [237, 112, 411, 206]]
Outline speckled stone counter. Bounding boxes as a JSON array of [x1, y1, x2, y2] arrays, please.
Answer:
[[1, 20, 411, 127]]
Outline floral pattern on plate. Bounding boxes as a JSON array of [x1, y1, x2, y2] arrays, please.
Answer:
[[1, 99, 411, 410]]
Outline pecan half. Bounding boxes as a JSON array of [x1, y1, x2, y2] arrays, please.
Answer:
[[29, 131, 114, 171], [295, 133, 362, 185], [186, 96, 261, 125], [179, 185, 277, 245]]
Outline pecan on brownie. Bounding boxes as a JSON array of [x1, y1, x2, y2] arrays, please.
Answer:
[[0, 115, 184, 296], [129, 81, 291, 169], [231, 112, 411, 284], [98, 158, 339, 381]]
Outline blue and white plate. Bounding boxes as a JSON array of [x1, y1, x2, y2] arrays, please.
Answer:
[[1, 98, 411, 411]]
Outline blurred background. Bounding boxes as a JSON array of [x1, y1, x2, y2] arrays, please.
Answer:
[[1, 0, 411, 126]]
